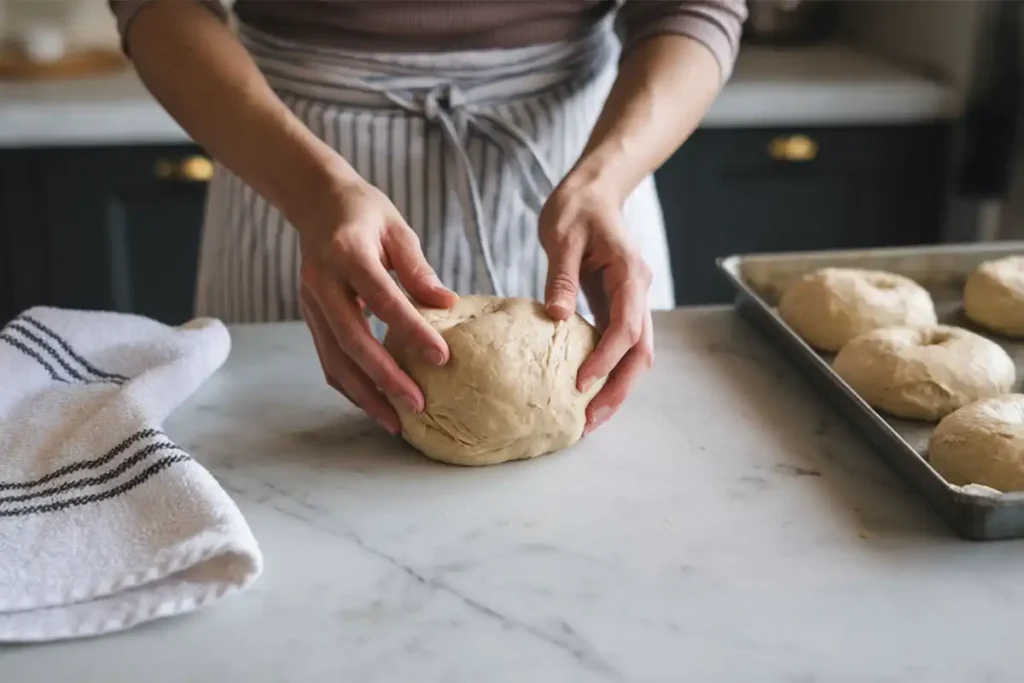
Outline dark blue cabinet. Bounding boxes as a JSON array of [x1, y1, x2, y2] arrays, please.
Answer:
[[0, 123, 954, 324], [654, 124, 952, 305], [0, 144, 208, 325]]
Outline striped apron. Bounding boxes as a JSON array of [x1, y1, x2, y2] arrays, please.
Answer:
[[194, 18, 676, 335]]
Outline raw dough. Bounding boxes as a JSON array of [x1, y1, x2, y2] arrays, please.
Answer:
[[383, 295, 606, 466], [963, 255, 1024, 337], [778, 267, 937, 352], [831, 325, 1015, 421], [929, 394, 1024, 492]]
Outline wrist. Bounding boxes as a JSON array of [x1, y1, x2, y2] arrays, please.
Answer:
[[563, 148, 634, 207], [273, 136, 363, 235]]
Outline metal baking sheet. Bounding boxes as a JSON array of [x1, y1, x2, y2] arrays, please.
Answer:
[[717, 241, 1024, 540]]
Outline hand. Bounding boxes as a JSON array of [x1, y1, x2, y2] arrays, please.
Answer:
[[539, 179, 655, 436], [295, 177, 458, 433]]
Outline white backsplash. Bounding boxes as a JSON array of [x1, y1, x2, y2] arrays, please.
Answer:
[[1, 0, 119, 48]]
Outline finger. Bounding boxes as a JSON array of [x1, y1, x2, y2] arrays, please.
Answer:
[[300, 293, 400, 433], [302, 299, 353, 402], [330, 346, 403, 435], [385, 226, 458, 309], [583, 309, 654, 436], [347, 254, 450, 367], [305, 274, 427, 414], [580, 271, 609, 330], [544, 235, 584, 320], [577, 275, 644, 391], [301, 293, 359, 404]]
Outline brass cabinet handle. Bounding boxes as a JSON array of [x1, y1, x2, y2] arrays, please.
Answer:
[[767, 134, 818, 162], [154, 155, 214, 182]]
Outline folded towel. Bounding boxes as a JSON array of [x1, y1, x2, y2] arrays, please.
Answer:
[[0, 307, 263, 642]]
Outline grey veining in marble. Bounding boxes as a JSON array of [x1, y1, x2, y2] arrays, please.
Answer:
[[3, 307, 1024, 683]]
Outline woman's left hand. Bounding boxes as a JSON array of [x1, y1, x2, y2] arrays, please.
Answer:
[[539, 177, 655, 436]]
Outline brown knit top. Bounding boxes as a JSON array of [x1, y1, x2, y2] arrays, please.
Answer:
[[110, 1, 747, 79]]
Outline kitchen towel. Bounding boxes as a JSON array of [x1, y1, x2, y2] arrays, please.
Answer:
[[0, 307, 263, 642]]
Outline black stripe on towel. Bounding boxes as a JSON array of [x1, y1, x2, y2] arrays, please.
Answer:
[[6, 323, 104, 384], [0, 333, 67, 383], [15, 315, 130, 383], [0, 441, 186, 505], [0, 429, 164, 491], [0, 455, 191, 518]]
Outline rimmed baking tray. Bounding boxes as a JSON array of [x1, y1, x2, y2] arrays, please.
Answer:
[[717, 241, 1024, 540]]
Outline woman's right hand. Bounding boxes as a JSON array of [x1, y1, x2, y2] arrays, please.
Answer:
[[295, 177, 457, 434]]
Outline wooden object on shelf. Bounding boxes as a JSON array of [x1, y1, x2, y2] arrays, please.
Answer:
[[0, 47, 126, 81]]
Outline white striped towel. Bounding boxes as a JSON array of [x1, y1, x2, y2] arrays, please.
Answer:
[[0, 307, 263, 642]]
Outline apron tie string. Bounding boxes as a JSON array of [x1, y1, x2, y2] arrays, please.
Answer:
[[236, 19, 616, 299], [385, 83, 559, 297]]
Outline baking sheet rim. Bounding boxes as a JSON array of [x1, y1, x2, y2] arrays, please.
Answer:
[[717, 245, 1024, 508]]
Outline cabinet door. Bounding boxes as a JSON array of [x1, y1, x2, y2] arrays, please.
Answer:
[[0, 156, 11, 324], [655, 125, 952, 305], [38, 145, 209, 325], [0, 149, 49, 324], [0, 224, 10, 325]]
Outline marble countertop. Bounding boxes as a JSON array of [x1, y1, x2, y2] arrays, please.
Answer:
[[4, 306, 1024, 682], [0, 44, 958, 148]]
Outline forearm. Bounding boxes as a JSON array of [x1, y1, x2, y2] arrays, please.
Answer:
[[568, 34, 722, 204], [126, 1, 355, 228]]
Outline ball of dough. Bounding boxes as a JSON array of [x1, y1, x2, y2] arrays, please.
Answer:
[[963, 255, 1024, 337], [383, 296, 606, 466], [832, 325, 1015, 421], [929, 394, 1024, 492], [778, 267, 937, 352]]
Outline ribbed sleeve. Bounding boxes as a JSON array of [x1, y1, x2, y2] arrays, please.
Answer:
[[617, 0, 747, 82], [108, 0, 230, 53]]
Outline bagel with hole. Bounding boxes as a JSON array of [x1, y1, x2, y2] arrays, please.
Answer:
[[778, 267, 937, 352], [832, 325, 1015, 421]]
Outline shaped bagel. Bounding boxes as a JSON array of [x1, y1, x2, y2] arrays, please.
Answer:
[[964, 255, 1024, 337], [832, 325, 1015, 421], [778, 267, 937, 352], [929, 395, 1024, 493]]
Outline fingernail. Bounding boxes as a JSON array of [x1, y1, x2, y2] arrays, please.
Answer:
[[590, 406, 612, 427], [424, 348, 445, 366], [396, 393, 420, 414], [546, 300, 569, 317], [376, 416, 400, 435], [583, 408, 609, 437], [578, 376, 594, 393]]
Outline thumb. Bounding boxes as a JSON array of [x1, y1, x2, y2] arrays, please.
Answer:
[[544, 238, 583, 320], [386, 226, 457, 309]]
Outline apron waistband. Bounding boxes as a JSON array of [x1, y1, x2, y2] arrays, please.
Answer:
[[238, 23, 618, 297]]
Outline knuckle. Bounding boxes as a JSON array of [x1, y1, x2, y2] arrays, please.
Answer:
[[364, 286, 401, 317], [539, 219, 581, 253], [538, 224, 566, 251], [638, 261, 653, 286], [325, 373, 341, 392], [548, 271, 578, 295], [407, 260, 437, 284], [328, 233, 362, 263], [325, 373, 353, 403], [625, 252, 652, 284], [538, 191, 568, 223], [363, 364, 404, 400], [397, 226, 422, 249], [623, 319, 643, 346], [320, 360, 355, 401]]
